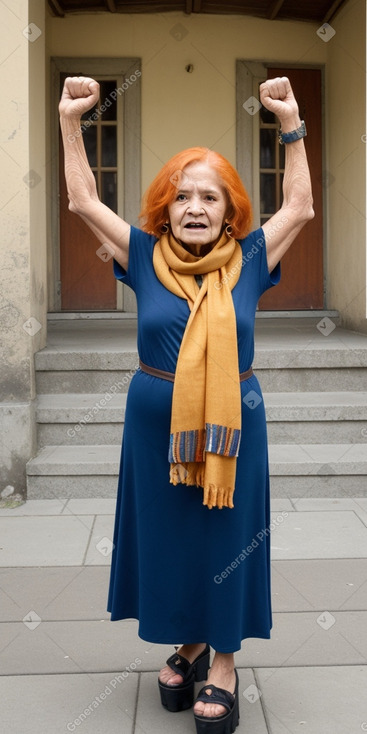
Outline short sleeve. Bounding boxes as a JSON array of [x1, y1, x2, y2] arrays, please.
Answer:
[[112, 225, 157, 292]]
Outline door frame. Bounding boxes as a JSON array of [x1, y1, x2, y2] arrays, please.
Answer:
[[236, 60, 327, 308], [50, 56, 141, 313]]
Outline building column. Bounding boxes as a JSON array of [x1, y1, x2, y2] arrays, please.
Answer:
[[0, 0, 47, 499], [326, 0, 367, 333]]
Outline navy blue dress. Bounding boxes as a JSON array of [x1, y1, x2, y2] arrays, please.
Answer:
[[107, 225, 280, 653]]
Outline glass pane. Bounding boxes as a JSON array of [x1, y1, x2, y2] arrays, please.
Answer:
[[101, 126, 117, 167], [102, 172, 117, 212], [83, 125, 97, 168], [260, 128, 276, 169], [259, 105, 276, 124], [260, 173, 276, 215], [99, 80, 117, 120]]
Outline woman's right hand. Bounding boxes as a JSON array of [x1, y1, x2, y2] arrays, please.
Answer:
[[59, 76, 100, 119]]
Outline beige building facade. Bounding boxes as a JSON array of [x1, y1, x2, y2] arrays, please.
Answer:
[[0, 0, 366, 495]]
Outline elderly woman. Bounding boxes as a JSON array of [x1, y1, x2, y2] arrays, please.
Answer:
[[59, 75, 313, 733]]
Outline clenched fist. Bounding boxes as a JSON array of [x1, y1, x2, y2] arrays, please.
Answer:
[[259, 77, 299, 123], [59, 76, 100, 119]]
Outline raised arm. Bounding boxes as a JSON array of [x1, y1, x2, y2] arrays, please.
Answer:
[[259, 77, 314, 273], [59, 76, 130, 270]]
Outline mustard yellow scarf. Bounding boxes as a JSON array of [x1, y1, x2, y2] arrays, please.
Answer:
[[153, 229, 243, 509]]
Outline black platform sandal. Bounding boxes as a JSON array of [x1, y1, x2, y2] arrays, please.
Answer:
[[158, 644, 210, 712], [193, 668, 239, 734]]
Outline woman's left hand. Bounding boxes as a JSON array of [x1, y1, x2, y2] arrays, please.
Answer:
[[259, 76, 299, 123]]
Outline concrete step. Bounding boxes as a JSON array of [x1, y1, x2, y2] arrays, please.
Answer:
[[36, 366, 367, 393], [35, 318, 367, 393], [265, 391, 367, 444], [37, 349, 367, 371], [26, 443, 367, 500], [36, 393, 127, 447], [35, 392, 367, 446], [35, 319, 138, 394], [36, 367, 136, 394]]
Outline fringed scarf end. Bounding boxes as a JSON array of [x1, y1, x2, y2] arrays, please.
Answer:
[[203, 483, 234, 510], [170, 462, 203, 487], [170, 463, 235, 509]]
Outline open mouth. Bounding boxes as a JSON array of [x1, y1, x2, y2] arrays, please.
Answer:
[[184, 222, 207, 229]]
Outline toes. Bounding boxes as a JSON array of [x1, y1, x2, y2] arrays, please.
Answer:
[[211, 704, 226, 717], [167, 674, 184, 685], [194, 702, 226, 718], [158, 667, 183, 686], [193, 701, 206, 716]]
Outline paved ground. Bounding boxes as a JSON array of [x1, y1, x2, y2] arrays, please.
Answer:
[[1, 496, 367, 733]]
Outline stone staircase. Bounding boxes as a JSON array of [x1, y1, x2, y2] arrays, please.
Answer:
[[26, 317, 367, 499]]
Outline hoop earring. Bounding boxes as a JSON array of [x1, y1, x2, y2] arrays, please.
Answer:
[[225, 222, 233, 235], [160, 222, 170, 234]]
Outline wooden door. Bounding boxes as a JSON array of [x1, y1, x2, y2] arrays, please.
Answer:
[[59, 76, 119, 310], [258, 68, 323, 310]]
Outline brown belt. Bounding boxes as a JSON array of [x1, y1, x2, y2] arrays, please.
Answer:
[[139, 359, 253, 383]]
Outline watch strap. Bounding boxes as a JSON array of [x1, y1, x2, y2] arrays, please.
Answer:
[[278, 120, 307, 144]]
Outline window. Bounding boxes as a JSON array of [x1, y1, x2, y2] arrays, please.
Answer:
[[82, 80, 119, 213], [259, 100, 285, 226]]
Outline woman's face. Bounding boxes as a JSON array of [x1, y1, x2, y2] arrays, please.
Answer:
[[167, 161, 229, 249]]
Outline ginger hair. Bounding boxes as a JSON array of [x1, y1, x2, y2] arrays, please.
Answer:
[[139, 146, 252, 239]]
